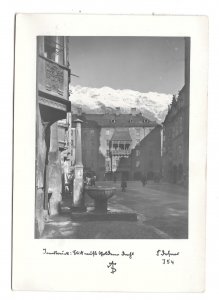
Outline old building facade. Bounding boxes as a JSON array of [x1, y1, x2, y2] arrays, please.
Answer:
[[71, 108, 156, 180], [35, 36, 71, 237], [162, 86, 189, 185], [129, 125, 162, 180], [162, 37, 190, 186]]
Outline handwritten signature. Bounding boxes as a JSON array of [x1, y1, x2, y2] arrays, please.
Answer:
[[156, 249, 180, 265], [107, 261, 117, 274], [42, 248, 134, 259], [156, 249, 180, 257]]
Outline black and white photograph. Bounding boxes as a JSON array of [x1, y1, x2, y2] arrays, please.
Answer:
[[12, 14, 207, 292], [35, 36, 190, 239]]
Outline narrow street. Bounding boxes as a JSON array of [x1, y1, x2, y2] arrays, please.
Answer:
[[107, 181, 188, 238], [42, 181, 188, 239]]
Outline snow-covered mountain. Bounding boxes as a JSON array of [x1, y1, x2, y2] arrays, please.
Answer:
[[69, 85, 173, 123]]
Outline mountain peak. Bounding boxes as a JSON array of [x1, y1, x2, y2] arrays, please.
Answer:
[[69, 85, 173, 123]]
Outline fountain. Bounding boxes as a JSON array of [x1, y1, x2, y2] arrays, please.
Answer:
[[85, 186, 116, 213], [60, 184, 137, 221], [59, 118, 137, 221], [69, 185, 137, 221]]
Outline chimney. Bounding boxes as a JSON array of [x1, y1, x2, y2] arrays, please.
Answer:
[[77, 107, 82, 116], [115, 107, 120, 116], [131, 107, 137, 116]]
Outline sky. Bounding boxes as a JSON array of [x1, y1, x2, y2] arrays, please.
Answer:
[[69, 37, 185, 94]]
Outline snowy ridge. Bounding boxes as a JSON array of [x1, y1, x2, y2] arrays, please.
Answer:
[[69, 85, 173, 123]]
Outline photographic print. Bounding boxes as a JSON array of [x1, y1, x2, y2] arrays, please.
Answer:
[[35, 36, 190, 239], [13, 15, 207, 292]]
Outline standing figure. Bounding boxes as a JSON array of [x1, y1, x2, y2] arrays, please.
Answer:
[[121, 179, 127, 192], [63, 157, 69, 193], [141, 174, 147, 186], [92, 175, 96, 186]]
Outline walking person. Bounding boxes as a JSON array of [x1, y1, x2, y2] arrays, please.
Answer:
[[121, 178, 127, 192]]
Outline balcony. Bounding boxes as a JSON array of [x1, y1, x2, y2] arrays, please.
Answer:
[[111, 149, 131, 156], [38, 55, 70, 101], [37, 56, 71, 122]]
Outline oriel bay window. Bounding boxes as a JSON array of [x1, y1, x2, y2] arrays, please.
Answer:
[[38, 36, 67, 66], [44, 36, 57, 60], [125, 143, 130, 150], [113, 143, 118, 149], [111, 141, 130, 153]]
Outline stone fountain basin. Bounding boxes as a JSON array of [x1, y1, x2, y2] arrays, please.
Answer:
[[85, 186, 116, 200], [85, 186, 116, 213]]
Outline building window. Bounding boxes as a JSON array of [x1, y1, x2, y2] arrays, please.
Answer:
[[44, 36, 56, 60], [115, 159, 119, 167], [175, 124, 179, 136], [125, 143, 130, 150], [44, 36, 64, 64], [129, 119, 133, 123], [136, 150, 140, 157], [113, 143, 118, 149], [111, 119, 116, 123], [136, 161, 140, 168], [136, 128, 140, 136], [179, 116, 183, 133]]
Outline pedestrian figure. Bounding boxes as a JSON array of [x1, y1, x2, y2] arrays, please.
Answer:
[[63, 157, 70, 193], [121, 179, 127, 192], [141, 174, 147, 186], [68, 172, 74, 195], [91, 175, 96, 186], [85, 176, 91, 186]]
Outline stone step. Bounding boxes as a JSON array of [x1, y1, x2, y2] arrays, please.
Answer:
[[71, 211, 137, 222]]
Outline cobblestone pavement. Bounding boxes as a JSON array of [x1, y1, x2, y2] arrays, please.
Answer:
[[42, 181, 188, 239]]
